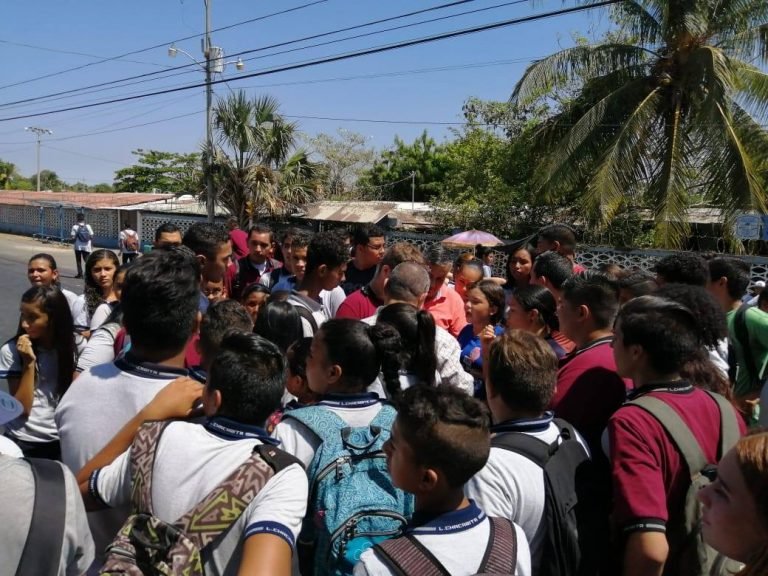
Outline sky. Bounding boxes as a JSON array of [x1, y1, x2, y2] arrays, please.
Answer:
[[0, 0, 613, 186]]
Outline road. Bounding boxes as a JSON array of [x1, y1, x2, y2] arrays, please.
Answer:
[[0, 233, 113, 342]]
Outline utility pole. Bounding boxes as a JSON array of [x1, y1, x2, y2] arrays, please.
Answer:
[[204, 0, 215, 223], [25, 127, 53, 192], [411, 171, 416, 211]]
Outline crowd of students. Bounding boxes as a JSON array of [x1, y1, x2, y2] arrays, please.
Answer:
[[0, 220, 767, 576]]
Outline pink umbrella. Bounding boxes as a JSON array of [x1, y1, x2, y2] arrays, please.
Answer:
[[441, 229, 503, 249]]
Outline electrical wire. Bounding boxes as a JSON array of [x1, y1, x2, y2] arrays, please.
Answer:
[[0, 0, 330, 92], [0, 0, 622, 123]]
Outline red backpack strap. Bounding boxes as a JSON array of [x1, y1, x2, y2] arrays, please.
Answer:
[[478, 517, 517, 574], [173, 444, 287, 550], [374, 535, 451, 576], [129, 421, 172, 514]]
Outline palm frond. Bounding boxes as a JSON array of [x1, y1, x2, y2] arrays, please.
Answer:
[[646, 100, 692, 248], [511, 44, 650, 106], [583, 87, 663, 224], [610, 1, 663, 45], [735, 64, 768, 121]]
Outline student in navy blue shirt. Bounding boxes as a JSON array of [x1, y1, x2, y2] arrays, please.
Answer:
[[457, 279, 505, 397]]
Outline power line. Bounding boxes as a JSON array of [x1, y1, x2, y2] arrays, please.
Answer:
[[0, 0, 330, 92], [0, 0, 622, 123], [41, 144, 131, 166], [0, 0, 481, 111], [0, 39, 174, 69]]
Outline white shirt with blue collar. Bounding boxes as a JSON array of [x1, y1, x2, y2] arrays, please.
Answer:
[[354, 500, 531, 576], [272, 392, 384, 469], [464, 412, 589, 571], [92, 417, 308, 576]]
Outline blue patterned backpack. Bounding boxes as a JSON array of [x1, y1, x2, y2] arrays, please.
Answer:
[[285, 404, 414, 576]]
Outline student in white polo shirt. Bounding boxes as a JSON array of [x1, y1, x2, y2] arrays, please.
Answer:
[[79, 333, 308, 576], [55, 246, 202, 561], [464, 329, 590, 572], [354, 385, 531, 576], [0, 389, 95, 575]]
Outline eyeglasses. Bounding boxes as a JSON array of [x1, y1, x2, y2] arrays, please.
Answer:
[[367, 243, 386, 252], [203, 288, 224, 296]]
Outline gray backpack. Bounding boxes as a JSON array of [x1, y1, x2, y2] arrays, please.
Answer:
[[628, 392, 743, 576]]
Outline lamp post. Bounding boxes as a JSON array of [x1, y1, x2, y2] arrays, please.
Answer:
[[24, 126, 53, 192], [168, 0, 244, 223]]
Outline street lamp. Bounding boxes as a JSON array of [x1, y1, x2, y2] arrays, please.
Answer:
[[167, 3, 244, 223], [24, 127, 53, 192]]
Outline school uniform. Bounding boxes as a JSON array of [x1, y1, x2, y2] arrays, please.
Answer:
[[90, 418, 308, 576], [55, 353, 196, 564], [75, 323, 121, 374], [286, 291, 333, 338], [0, 341, 61, 453], [1, 454, 95, 576], [607, 382, 746, 574], [272, 392, 385, 468], [354, 500, 531, 576], [465, 412, 590, 571]]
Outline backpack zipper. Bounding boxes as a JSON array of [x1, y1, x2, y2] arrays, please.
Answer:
[[309, 452, 386, 503], [329, 510, 408, 562]]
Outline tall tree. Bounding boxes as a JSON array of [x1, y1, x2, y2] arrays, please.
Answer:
[[307, 129, 375, 198], [358, 131, 452, 202], [207, 91, 318, 225], [512, 0, 768, 248], [113, 149, 201, 194]]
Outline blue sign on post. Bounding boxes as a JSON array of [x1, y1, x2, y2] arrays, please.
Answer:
[[734, 214, 762, 240]]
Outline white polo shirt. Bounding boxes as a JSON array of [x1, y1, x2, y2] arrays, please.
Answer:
[[71, 223, 94, 252], [90, 418, 308, 576], [272, 393, 384, 468], [354, 500, 531, 576], [0, 341, 61, 444], [464, 413, 590, 570], [0, 454, 95, 576], [55, 354, 192, 562], [286, 291, 333, 337], [75, 324, 120, 373]]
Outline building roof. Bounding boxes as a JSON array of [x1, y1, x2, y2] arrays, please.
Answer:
[[298, 200, 434, 227], [0, 190, 174, 209]]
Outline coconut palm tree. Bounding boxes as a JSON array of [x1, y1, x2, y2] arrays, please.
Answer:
[[207, 91, 319, 225], [511, 0, 768, 248]]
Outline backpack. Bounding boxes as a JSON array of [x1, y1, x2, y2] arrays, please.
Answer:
[[490, 419, 601, 576], [75, 223, 92, 243], [100, 421, 297, 576], [15, 459, 67, 576], [285, 404, 414, 576], [124, 230, 139, 252], [628, 392, 743, 576], [373, 516, 518, 576]]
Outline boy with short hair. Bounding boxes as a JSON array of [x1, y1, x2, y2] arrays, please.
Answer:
[[79, 333, 308, 576], [196, 299, 254, 376], [287, 231, 349, 336], [609, 296, 745, 575], [354, 386, 531, 576], [183, 222, 232, 313], [466, 330, 591, 572]]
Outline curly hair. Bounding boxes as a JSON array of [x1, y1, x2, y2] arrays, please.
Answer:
[[83, 249, 120, 319]]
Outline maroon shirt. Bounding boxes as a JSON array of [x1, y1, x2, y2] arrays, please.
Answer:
[[608, 385, 745, 573], [552, 337, 632, 456], [335, 286, 383, 320]]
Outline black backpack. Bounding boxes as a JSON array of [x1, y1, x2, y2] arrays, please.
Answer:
[[491, 419, 601, 576]]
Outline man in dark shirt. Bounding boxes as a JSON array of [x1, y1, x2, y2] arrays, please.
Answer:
[[340, 224, 386, 295]]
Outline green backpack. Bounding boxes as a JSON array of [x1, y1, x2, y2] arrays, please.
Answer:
[[628, 392, 744, 576], [99, 421, 295, 575]]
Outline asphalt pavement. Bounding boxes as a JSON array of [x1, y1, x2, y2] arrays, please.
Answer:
[[0, 233, 114, 341]]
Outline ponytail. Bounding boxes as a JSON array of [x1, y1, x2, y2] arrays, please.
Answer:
[[414, 310, 437, 387], [368, 323, 403, 401]]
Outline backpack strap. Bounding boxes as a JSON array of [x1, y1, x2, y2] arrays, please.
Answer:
[[174, 444, 293, 550], [491, 430, 552, 468], [374, 535, 452, 576], [628, 396, 708, 477], [478, 517, 518, 574], [293, 305, 318, 335], [15, 459, 67, 576], [733, 304, 761, 387], [705, 392, 742, 459], [129, 420, 173, 514]]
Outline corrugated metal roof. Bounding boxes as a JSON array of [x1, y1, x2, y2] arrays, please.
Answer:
[[0, 190, 174, 209], [299, 200, 435, 227]]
